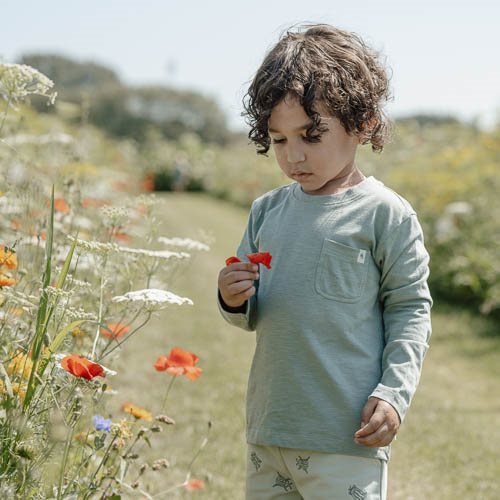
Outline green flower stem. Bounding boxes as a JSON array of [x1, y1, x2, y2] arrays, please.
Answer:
[[56, 424, 75, 500], [83, 434, 118, 500], [160, 376, 176, 414], [98, 312, 152, 361]]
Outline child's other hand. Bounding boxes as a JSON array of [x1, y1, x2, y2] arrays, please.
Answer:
[[354, 397, 400, 448], [218, 262, 259, 308]]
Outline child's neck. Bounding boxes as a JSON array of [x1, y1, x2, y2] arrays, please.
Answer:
[[317, 166, 366, 195]]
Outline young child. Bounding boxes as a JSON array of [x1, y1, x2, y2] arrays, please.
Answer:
[[217, 24, 432, 500]]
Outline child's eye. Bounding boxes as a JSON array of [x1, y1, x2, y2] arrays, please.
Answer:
[[303, 135, 322, 143], [271, 136, 321, 145]]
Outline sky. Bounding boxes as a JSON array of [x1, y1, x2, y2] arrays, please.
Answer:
[[2, 0, 500, 130]]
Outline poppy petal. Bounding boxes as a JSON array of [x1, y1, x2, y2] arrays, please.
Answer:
[[246, 252, 272, 269], [225, 256, 242, 266]]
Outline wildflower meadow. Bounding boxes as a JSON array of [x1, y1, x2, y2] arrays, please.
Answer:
[[0, 63, 212, 498], [1, 60, 499, 500]]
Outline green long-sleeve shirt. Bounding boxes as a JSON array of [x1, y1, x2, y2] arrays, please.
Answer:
[[218, 176, 432, 461]]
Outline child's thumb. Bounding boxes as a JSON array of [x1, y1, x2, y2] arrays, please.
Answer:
[[360, 397, 379, 428]]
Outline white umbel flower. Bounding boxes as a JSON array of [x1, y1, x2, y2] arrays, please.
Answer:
[[112, 288, 193, 311], [158, 237, 210, 252], [0, 63, 57, 105]]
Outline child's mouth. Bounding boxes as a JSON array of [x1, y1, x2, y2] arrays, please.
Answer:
[[292, 172, 311, 181]]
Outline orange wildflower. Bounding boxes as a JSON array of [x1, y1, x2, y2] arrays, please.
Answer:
[[61, 354, 105, 380], [110, 230, 129, 242], [154, 347, 202, 381], [100, 323, 130, 339], [121, 402, 153, 421], [0, 275, 16, 286], [53, 198, 70, 213], [0, 246, 17, 269], [185, 479, 205, 491]]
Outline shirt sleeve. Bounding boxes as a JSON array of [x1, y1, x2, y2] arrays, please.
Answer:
[[216, 203, 260, 332], [370, 214, 433, 422]]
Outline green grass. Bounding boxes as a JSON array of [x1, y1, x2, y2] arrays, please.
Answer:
[[113, 193, 500, 499]]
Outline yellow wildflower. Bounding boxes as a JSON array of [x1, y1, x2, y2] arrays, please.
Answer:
[[7, 351, 33, 380]]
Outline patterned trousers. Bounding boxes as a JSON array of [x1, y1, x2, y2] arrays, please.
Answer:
[[246, 443, 387, 500]]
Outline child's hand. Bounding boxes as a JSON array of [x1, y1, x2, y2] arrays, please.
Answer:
[[218, 262, 259, 308], [354, 397, 400, 447]]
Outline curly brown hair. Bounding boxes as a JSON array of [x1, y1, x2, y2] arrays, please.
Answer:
[[243, 24, 393, 155]]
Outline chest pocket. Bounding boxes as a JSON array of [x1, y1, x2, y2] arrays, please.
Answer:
[[315, 239, 369, 303]]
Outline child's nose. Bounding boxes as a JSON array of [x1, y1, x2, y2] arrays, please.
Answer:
[[286, 146, 305, 164]]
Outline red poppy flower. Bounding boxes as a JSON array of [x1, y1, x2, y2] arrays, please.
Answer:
[[100, 323, 130, 339], [246, 252, 272, 269], [61, 354, 105, 380], [225, 256, 241, 266], [185, 478, 205, 491], [154, 347, 202, 381]]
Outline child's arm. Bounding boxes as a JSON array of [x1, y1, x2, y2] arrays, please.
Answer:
[[356, 213, 433, 447], [216, 202, 261, 331]]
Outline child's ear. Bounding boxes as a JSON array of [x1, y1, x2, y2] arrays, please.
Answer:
[[358, 117, 378, 143]]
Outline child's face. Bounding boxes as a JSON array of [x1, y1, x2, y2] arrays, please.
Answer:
[[268, 96, 360, 195]]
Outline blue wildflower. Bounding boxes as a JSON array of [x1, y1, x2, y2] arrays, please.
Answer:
[[92, 415, 112, 433]]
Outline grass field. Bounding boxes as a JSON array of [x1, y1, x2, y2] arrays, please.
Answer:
[[113, 192, 500, 499]]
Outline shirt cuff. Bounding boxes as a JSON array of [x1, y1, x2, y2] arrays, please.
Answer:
[[369, 384, 407, 423]]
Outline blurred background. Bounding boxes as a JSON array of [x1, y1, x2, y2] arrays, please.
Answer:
[[1, 1, 499, 498]]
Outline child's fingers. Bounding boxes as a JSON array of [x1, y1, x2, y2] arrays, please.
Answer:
[[226, 262, 259, 273], [219, 269, 259, 290], [355, 409, 384, 438], [226, 279, 256, 295], [354, 423, 391, 447]]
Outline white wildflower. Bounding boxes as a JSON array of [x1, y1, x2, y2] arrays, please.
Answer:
[[56, 306, 97, 322], [0, 195, 24, 215], [2, 132, 74, 146], [158, 237, 210, 252], [67, 236, 189, 260], [1, 289, 38, 309], [41, 286, 72, 301], [112, 288, 193, 311], [68, 236, 115, 256], [131, 194, 160, 209], [119, 247, 190, 260], [0, 63, 57, 106], [100, 206, 132, 227]]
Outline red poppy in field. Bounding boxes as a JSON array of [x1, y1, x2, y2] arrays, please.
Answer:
[[225, 256, 241, 266], [185, 478, 205, 491], [61, 354, 105, 380], [100, 323, 130, 339], [154, 347, 202, 381], [53, 198, 70, 214], [246, 252, 272, 269]]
